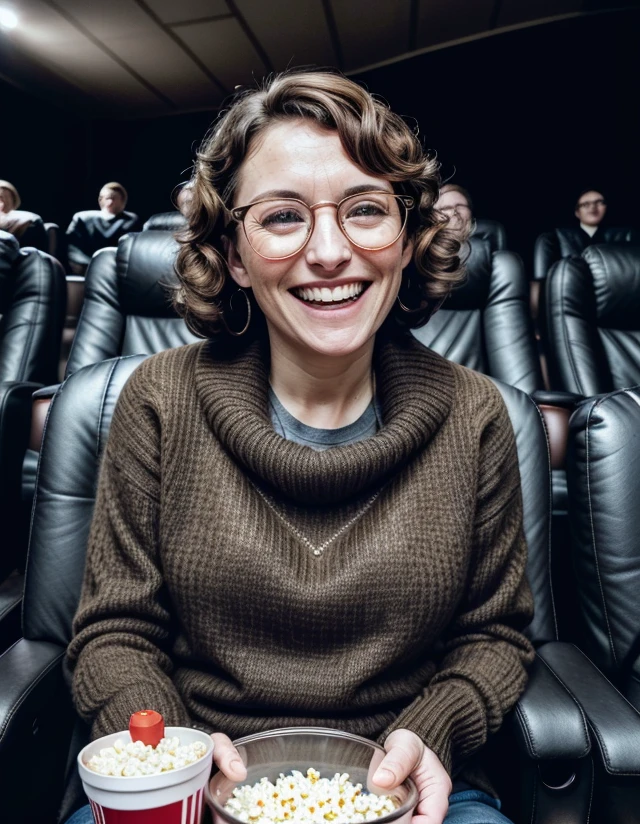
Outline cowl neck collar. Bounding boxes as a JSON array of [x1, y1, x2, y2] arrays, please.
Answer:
[[194, 334, 454, 504]]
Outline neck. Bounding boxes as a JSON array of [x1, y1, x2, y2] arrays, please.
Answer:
[[268, 335, 375, 430], [580, 222, 599, 237]]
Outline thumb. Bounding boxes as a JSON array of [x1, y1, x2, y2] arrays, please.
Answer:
[[372, 729, 423, 789]]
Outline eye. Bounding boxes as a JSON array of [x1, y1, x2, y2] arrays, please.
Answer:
[[343, 199, 388, 223], [261, 208, 306, 227]]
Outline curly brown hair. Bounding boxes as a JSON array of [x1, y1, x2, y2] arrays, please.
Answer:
[[174, 69, 467, 340]]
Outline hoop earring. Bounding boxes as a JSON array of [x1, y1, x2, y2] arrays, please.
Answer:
[[226, 288, 252, 337], [396, 294, 417, 313]]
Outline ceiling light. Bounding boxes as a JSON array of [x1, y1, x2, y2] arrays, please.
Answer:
[[0, 7, 18, 29]]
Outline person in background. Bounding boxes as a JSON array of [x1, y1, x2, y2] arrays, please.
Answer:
[[534, 188, 639, 280], [66, 181, 138, 274], [0, 179, 48, 251], [436, 184, 474, 236], [142, 182, 193, 232]]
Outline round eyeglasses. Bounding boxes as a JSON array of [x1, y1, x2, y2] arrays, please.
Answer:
[[230, 191, 415, 261]]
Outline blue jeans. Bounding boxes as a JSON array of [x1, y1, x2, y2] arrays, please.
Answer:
[[65, 790, 513, 823]]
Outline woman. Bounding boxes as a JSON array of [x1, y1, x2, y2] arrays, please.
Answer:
[[66, 71, 533, 824]]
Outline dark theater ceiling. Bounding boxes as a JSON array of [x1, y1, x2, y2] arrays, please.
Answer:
[[0, 0, 635, 117]]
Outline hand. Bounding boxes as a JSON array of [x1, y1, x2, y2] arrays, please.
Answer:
[[372, 729, 452, 824], [210, 732, 248, 782]]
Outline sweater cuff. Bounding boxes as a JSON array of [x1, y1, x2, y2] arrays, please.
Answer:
[[378, 680, 486, 776], [90, 681, 192, 740]]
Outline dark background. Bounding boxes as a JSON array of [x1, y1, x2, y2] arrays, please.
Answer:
[[2, 7, 638, 271]]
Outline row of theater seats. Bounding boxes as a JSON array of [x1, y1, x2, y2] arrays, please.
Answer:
[[1, 226, 640, 822]]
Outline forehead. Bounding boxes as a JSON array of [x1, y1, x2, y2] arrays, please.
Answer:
[[578, 190, 604, 204], [235, 120, 387, 201], [100, 187, 121, 198], [438, 189, 468, 207]]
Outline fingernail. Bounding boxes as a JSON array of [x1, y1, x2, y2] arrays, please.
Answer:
[[373, 768, 394, 785]]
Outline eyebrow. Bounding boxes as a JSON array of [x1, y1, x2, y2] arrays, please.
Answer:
[[244, 183, 394, 203]]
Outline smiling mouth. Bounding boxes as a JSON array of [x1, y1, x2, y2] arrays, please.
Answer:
[[291, 281, 370, 306]]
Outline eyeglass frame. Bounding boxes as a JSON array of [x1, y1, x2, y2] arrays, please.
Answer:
[[229, 191, 415, 261], [577, 198, 606, 209]]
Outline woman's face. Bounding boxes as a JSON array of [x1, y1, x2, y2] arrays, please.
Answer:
[[226, 120, 413, 361]]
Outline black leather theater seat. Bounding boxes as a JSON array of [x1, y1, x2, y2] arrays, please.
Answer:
[[473, 218, 507, 252], [65, 230, 198, 376], [545, 244, 640, 395], [142, 210, 188, 232], [0, 350, 600, 824], [566, 387, 640, 822], [413, 237, 542, 393], [534, 226, 639, 282]]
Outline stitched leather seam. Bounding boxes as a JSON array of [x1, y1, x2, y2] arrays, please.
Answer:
[[96, 358, 120, 460], [535, 654, 590, 758], [0, 648, 66, 744], [558, 258, 584, 395], [586, 757, 593, 824], [584, 398, 618, 666], [529, 765, 536, 824], [514, 702, 538, 759], [527, 393, 558, 639], [16, 252, 44, 382]]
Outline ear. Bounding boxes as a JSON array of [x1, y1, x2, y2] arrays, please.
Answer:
[[224, 235, 252, 289], [401, 235, 415, 270]]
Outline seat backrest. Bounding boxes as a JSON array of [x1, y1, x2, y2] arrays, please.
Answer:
[[0, 233, 66, 384], [23, 353, 557, 648], [65, 230, 199, 377], [412, 237, 542, 393], [534, 226, 640, 281], [545, 244, 640, 395], [473, 219, 507, 252], [567, 387, 640, 708], [142, 211, 188, 232]]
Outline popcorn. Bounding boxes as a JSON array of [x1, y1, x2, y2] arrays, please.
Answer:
[[224, 767, 397, 824], [86, 735, 207, 777]]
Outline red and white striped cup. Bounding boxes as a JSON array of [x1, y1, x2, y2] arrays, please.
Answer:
[[78, 727, 214, 824]]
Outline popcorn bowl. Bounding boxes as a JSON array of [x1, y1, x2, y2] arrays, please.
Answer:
[[78, 726, 214, 824], [206, 727, 418, 824]]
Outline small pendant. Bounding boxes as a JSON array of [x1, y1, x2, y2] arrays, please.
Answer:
[[313, 549, 321, 556]]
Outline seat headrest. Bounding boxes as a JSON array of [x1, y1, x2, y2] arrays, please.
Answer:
[[583, 244, 640, 328], [473, 219, 506, 252], [143, 211, 188, 232], [0, 230, 20, 309], [117, 230, 181, 317]]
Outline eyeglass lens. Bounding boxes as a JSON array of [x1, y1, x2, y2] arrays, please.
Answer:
[[578, 199, 606, 208], [242, 192, 407, 259]]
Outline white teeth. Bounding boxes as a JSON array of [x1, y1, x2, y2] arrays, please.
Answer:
[[294, 282, 366, 303]]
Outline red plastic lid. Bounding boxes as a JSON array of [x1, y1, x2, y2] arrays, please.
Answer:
[[129, 710, 165, 748]]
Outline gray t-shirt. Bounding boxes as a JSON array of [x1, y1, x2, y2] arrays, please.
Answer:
[[269, 388, 382, 449]]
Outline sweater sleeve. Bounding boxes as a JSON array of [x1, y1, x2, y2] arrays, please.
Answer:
[[379, 400, 535, 776], [66, 367, 191, 739]]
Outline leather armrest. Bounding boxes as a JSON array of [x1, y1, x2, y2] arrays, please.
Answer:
[[510, 645, 590, 761], [0, 639, 75, 820], [530, 393, 584, 470], [531, 391, 585, 408], [538, 642, 640, 775], [0, 572, 24, 652], [29, 383, 61, 451]]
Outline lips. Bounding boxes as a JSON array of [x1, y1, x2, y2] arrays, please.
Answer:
[[291, 281, 369, 305]]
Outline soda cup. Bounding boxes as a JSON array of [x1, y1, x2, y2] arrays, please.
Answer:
[[78, 726, 213, 824]]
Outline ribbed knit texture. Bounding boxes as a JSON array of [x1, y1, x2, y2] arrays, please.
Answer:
[[67, 334, 534, 785]]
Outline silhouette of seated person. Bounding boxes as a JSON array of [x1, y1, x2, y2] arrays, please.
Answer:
[[66, 182, 139, 274], [535, 189, 639, 279], [0, 179, 48, 251]]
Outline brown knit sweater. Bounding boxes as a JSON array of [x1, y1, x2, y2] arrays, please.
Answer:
[[67, 334, 534, 782]]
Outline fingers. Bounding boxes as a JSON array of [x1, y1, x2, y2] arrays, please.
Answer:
[[211, 732, 247, 781], [372, 729, 424, 789]]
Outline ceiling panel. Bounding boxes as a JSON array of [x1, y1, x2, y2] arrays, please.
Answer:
[[235, 0, 337, 70], [498, 0, 582, 27], [332, 0, 411, 71], [144, 0, 230, 25], [8, 0, 166, 111], [417, 0, 494, 48], [174, 17, 269, 90]]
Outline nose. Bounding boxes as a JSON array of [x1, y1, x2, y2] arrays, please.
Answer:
[[304, 205, 352, 271]]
